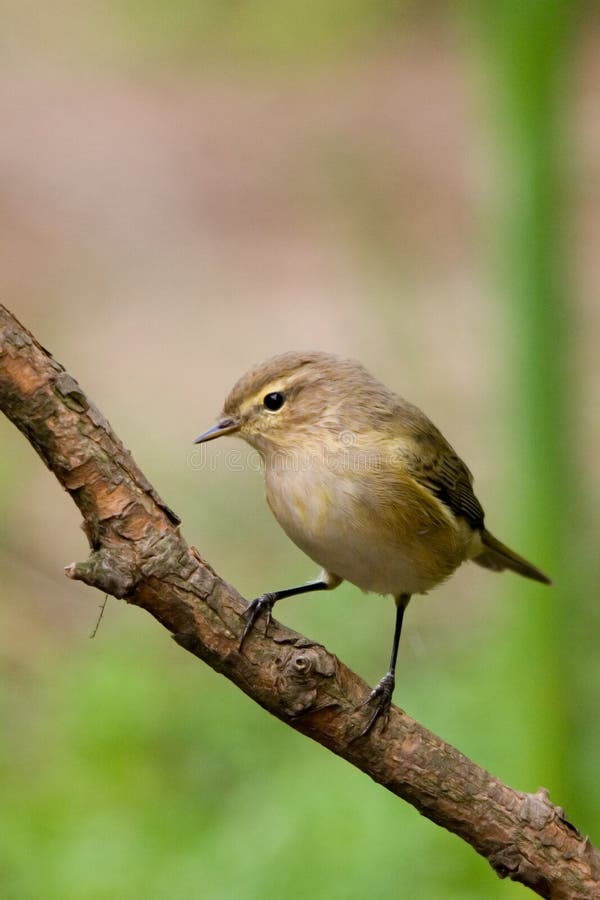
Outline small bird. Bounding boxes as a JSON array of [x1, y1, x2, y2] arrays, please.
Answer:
[[194, 351, 550, 735]]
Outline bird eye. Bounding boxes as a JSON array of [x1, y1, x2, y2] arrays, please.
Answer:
[[263, 391, 285, 411]]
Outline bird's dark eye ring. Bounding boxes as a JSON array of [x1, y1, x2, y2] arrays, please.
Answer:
[[263, 391, 285, 411]]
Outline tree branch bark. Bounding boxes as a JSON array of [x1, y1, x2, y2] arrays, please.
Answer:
[[0, 304, 597, 899]]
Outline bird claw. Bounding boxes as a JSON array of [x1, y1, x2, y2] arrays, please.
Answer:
[[238, 593, 277, 651], [357, 672, 395, 738]]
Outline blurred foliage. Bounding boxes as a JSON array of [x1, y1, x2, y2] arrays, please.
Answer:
[[106, 0, 423, 68], [1, 610, 538, 900]]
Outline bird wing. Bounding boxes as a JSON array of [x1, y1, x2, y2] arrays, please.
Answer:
[[394, 409, 485, 531]]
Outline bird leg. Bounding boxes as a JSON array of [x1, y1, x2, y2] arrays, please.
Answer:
[[359, 593, 411, 737], [238, 578, 333, 651]]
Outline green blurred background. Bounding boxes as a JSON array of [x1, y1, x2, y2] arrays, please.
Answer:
[[1, 2, 599, 898]]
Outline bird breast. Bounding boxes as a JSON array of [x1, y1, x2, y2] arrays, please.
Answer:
[[263, 450, 473, 596]]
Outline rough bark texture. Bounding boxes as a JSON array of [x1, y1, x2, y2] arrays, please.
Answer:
[[0, 304, 598, 899]]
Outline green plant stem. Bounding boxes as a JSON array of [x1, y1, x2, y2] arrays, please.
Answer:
[[477, 1, 577, 803]]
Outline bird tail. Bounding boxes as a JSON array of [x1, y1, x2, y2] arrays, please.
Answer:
[[473, 529, 551, 585]]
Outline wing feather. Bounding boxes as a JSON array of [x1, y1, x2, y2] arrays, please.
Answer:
[[393, 405, 485, 531]]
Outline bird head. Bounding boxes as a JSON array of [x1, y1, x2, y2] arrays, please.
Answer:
[[194, 350, 393, 457]]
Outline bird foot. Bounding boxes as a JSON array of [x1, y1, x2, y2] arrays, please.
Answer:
[[357, 671, 396, 738], [238, 593, 277, 651]]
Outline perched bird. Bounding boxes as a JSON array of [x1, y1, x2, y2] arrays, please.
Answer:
[[194, 351, 550, 735]]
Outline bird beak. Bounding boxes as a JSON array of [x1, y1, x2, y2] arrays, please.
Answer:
[[193, 417, 240, 444]]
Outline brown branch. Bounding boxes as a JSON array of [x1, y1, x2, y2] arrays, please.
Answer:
[[0, 303, 597, 899]]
